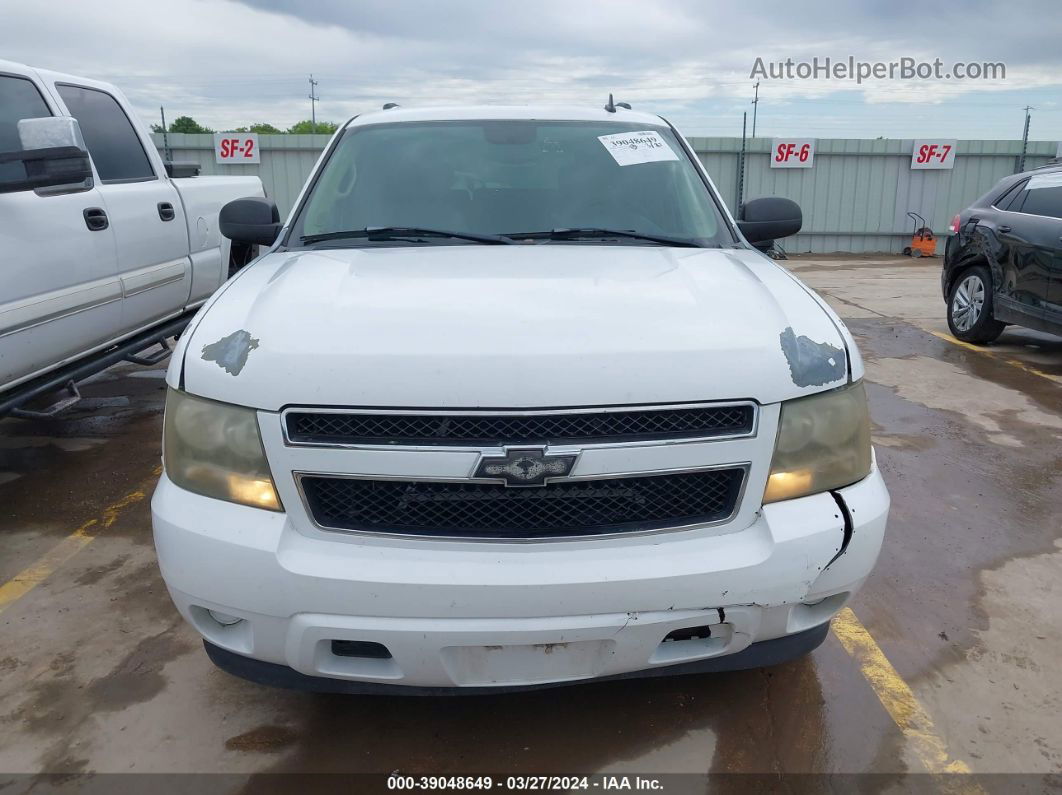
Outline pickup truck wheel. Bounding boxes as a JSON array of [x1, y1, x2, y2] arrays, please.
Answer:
[[947, 265, 1005, 344]]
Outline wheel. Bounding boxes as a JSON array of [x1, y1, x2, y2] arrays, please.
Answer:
[[911, 248, 922, 258], [947, 265, 1005, 343], [902, 246, 912, 256]]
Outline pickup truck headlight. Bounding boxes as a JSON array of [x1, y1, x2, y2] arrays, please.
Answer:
[[763, 381, 871, 504], [163, 388, 282, 511]]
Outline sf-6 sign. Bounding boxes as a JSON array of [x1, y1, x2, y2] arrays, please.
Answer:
[[911, 140, 956, 169], [771, 139, 815, 168], [213, 132, 260, 164]]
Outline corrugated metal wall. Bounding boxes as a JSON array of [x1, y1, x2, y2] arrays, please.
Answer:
[[152, 133, 1058, 254], [152, 132, 330, 223], [690, 137, 1057, 253]]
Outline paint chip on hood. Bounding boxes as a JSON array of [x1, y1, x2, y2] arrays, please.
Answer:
[[779, 327, 846, 387], [201, 330, 259, 376]]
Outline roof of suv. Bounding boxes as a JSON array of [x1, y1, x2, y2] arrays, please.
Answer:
[[1028, 162, 1062, 174], [346, 105, 669, 127]]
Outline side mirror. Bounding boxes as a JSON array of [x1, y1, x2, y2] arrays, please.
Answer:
[[220, 197, 281, 246], [737, 197, 802, 249], [0, 116, 93, 195]]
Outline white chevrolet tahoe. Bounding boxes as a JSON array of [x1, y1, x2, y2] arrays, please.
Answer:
[[0, 61, 263, 418], [151, 105, 889, 693]]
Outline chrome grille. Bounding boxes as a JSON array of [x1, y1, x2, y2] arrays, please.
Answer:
[[286, 404, 754, 447]]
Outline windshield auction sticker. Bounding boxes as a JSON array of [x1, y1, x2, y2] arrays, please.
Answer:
[[598, 131, 679, 166]]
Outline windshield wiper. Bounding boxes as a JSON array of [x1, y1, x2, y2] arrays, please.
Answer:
[[505, 228, 703, 248], [300, 227, 515, 245]]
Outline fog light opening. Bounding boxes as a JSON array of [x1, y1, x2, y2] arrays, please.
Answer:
[[207, 609, 244, 627]]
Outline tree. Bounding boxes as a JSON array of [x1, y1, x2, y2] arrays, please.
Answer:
[[287, 120, 338, 134], [168, 116, 214, 134], [247, 122, 283, 134]]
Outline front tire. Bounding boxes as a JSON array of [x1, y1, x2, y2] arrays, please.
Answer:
[[947, 265, 1005, 343]]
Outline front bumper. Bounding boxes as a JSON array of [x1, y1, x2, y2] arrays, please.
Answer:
[[151, 466, 888, 690]]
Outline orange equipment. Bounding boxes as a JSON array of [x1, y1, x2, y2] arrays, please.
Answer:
[[902, 211, 937, 257]]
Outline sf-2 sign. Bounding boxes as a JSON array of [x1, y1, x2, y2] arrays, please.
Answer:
[[771, 139, 815, 168], [911, 140, 956, 169], [214, 133, 260, 164]]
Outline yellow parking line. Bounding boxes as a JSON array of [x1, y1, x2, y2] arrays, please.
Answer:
[[832, 607, 982, 787], [928, 330, 1057, 383], [0, 467, 160, 616]]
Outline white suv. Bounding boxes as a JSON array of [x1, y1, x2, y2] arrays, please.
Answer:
[[151, 105, 889, 693]]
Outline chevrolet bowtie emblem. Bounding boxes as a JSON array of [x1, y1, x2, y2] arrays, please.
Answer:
[[473, 448, 578, 487]]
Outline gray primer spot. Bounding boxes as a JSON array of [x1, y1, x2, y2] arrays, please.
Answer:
[[779, 327, 846, 387], [201, 330, 259, 376]]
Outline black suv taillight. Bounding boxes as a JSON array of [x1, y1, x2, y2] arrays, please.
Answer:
[[948, 214, 961, 234]]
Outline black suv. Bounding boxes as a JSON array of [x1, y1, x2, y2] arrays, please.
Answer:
[[943, 164, 1062, 343]]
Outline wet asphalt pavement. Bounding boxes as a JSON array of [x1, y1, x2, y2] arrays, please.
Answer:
[[0, 256, 1060, 789]]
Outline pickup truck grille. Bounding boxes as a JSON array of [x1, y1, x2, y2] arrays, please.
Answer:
[[285, 404, 754, 447], [298, 467, 746, 540]]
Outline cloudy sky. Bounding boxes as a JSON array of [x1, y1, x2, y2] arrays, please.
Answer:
[[4, 0, 1061, 140]]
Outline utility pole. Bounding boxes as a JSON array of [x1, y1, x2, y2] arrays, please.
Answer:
[[737, 111, 747, 210], [159, 106, 171, 162], [308, 74, 320, 133], [1018, 105, 1033, 172], [751, 81, 760, 138]]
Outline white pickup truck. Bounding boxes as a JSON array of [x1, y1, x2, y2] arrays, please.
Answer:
[[152, 104, 889, 693], [0, 61, 264, 418]]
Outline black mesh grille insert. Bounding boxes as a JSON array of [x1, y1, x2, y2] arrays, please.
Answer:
[[287, 405, 754, 447], [300, 468, 745, 539]]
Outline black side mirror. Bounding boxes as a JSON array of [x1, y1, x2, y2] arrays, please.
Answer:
[[220, 197, 281, 246], [0, 146, 93, 194], [737, 197, 802, 248]]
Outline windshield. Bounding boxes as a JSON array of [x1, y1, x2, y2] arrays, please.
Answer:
[[290, 120, 734, 247]]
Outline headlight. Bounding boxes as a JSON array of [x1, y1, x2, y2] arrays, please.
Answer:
[[763, 380, 871, 504], [163, 388, 282, 511]]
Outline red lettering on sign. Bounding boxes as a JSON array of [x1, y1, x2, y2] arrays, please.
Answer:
[[776, 143, 798, 162]]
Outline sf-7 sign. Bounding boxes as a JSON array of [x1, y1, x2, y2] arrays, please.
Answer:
[[911, 140, 956, 169]]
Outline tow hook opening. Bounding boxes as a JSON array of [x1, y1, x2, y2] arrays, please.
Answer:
[[663, 625, 713, 643], [331, 640, 393, 659], [651, 623, 732, 665]]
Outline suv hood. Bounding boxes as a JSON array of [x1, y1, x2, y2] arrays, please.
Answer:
[[175, 245, 852, 410]]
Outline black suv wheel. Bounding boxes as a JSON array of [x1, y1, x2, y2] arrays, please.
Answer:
[[947, 265, 1005, 344]]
